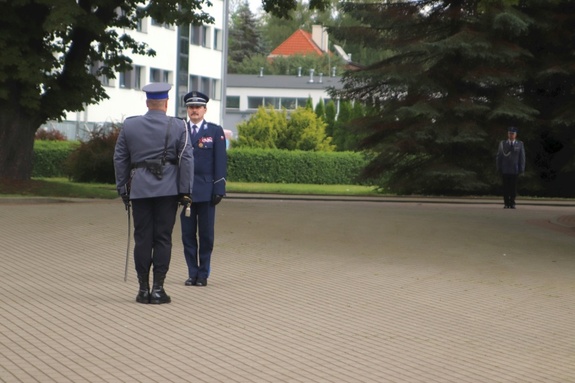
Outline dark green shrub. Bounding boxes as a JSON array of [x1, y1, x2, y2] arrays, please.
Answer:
[[66, 127, 120, 183], [32, 140, 80, 177]]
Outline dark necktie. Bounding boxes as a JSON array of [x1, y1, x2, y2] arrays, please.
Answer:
[[191, 124, 198, 139]]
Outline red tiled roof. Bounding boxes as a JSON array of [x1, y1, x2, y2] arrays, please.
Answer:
[[269, 29, 324, 57]]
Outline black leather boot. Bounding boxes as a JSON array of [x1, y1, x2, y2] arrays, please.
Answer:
[[150, 273, 171, 304], [136, 274, 150, 304]]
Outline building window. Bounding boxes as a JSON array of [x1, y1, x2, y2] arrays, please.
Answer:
[[214, 29, 222, 51], [189, 75, 199, 92], [90, 62, 114, 87], [150, 68, 172, 84], [267, 98, 278, 108], [202, 26, 209, 47], [247, 97, 305, 110], [226, 96, 240, 109], [248, 97, 264, 109], [189, 75, 220, 101], [191, 25, 202, 46], [190, 25, 211, 47], [180, 41, 189, 55], [119, 65, 144, 90], [136, 19, 146, 33], [119, 71, 130, 88], [201, 77, 210, 94], [281, 98, 296, 109], [134, 66, 143, 89], [150, 68, 161, 83], [151, 18, 173, 29], [211, 79, 221, 100]]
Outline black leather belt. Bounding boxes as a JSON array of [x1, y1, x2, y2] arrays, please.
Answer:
[[131, 159, 177, 169]]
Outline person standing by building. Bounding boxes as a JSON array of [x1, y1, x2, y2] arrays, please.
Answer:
[[180, 91, 227, 287], [496, 126, 525, 209], [114, 83, 194, 304]]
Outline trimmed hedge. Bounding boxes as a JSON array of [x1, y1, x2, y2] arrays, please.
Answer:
[[32, 144, 370, 185], [227, 149, 369, 185], [32, 140, 80, 177]]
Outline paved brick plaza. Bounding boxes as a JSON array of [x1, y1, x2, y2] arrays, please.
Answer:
[[1, 195, 574, 382]]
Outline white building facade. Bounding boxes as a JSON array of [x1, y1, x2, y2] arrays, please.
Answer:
[[56, 2, 227, 140]]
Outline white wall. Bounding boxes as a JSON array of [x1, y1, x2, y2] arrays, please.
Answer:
[[62, 1, 225, 128]]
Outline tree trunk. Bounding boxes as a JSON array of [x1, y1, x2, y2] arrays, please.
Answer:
[[0, 106, 42, 181]]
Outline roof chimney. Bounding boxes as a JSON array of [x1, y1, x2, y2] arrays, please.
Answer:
[[319, 73, 323, 83], [331, 67, 336, 77], [259, 67, 264, 77], [297, 67, 302, 77], [312, 25, 328, 53], [308, 68, 315, 83]]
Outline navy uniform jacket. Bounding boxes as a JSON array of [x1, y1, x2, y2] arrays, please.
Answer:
[[496, 140, 525, 175], [188, 120, 227, 202], [114, 110, 194, 199]]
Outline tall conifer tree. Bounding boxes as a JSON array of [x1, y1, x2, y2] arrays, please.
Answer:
[[329, 0, 537, 194], [519, 0, 575, 196], [228, 2, 265, 73]]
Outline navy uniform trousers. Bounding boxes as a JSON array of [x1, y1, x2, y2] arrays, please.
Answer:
[[181, 201, 216, 280], [502, 174, 518, 207]]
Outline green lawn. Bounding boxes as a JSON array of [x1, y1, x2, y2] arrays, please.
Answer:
[[0, 178, 382, 199]]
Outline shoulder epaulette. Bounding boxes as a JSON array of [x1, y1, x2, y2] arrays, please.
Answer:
[[206, 121, 222, 129]]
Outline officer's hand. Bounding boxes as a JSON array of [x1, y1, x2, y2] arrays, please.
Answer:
[[121, 194, 130, 210], [179, 194, 192, 206], [211, 194, 223, 206]]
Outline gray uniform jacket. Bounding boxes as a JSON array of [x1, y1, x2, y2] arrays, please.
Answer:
[[114, 110, 194, 199], [496, 140, 525, 175]]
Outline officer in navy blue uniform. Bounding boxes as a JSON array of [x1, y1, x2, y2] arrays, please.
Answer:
[[180, 91, 227, 287], [114, 83, 194, 304], [496, 126, 525, 209]]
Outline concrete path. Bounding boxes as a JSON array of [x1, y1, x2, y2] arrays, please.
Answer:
[[0, 195, 574, 382]]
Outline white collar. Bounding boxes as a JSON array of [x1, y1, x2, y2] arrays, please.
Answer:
[[189, 120, 205, 129]]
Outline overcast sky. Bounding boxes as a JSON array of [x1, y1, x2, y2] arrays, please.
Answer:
[[230, 0, 264, 14], [248, 0, 262, 12]]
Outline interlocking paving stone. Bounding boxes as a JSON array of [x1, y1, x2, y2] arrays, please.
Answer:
[[0, 197, 574, 383]]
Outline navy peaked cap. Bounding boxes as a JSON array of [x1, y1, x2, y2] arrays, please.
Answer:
[[508, 126, 518, 133], [184, 91, 209, 106], [142, 83, 171, 99]]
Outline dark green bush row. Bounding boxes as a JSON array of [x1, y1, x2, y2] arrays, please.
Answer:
[[32, 140, 79, 177], [227, 149, 369, 185], [33, 142, 370, 185]]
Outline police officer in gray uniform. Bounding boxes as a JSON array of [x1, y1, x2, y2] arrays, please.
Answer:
[[496, 126, 525, 209], [114, 83, 194, 304], [180, 91, 227, 287]]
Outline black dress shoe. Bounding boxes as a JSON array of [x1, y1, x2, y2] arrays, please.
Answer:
[[185, 278, 196, 286], [195, 279, 207, 287]]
